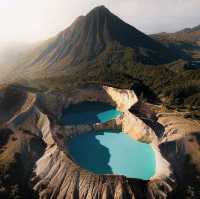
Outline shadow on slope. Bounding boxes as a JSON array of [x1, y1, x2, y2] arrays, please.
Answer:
[[68, 132, 112, 174]]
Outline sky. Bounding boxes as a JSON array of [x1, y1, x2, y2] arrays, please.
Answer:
[[0, 0, 200, 43]]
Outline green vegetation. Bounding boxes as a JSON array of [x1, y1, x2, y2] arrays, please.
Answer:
[[16, 53, 200, 120]]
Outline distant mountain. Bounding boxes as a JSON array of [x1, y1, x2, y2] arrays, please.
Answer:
[[15, 6, 176, 79], [180, 24, 200, 33], [152, 24, 200, 60]]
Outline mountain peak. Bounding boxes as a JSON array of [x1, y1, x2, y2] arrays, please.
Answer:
[[87, 5, 111, 17], [90, 5, 109, 12]]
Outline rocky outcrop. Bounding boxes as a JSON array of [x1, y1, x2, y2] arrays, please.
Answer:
[[120, 111, 171, 181], [157, 113, 200, 143], [122, 111, 157, 143], [151, 145, 171, 180], [103, 86, 138, 111]]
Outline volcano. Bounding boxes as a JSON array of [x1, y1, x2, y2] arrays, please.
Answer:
[[17, 6, 176, 79]]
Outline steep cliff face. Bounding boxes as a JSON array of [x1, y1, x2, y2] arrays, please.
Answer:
[[103, 86, 138, 111], [122, 111, 157, 143], [36, 85, 138, 118]]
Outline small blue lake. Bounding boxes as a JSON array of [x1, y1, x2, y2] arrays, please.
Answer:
[[68, 132, 156, 180], [61, 102, 122, 125]]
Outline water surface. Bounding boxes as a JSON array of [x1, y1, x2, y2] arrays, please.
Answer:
[[62, 102, 122, 125], [68, 132, 156, 180]]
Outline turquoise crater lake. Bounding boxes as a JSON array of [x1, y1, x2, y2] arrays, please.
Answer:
[[68, 132, 156, 180], [62, 102, 122, 125]]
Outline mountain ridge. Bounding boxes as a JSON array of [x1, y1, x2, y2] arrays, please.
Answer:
[[151, 23, 200, 60]]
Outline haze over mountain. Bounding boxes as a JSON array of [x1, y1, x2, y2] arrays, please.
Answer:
[[13, 6, 176, 80], [0, 42, 34, 82], [0, 42, 33, 66]]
